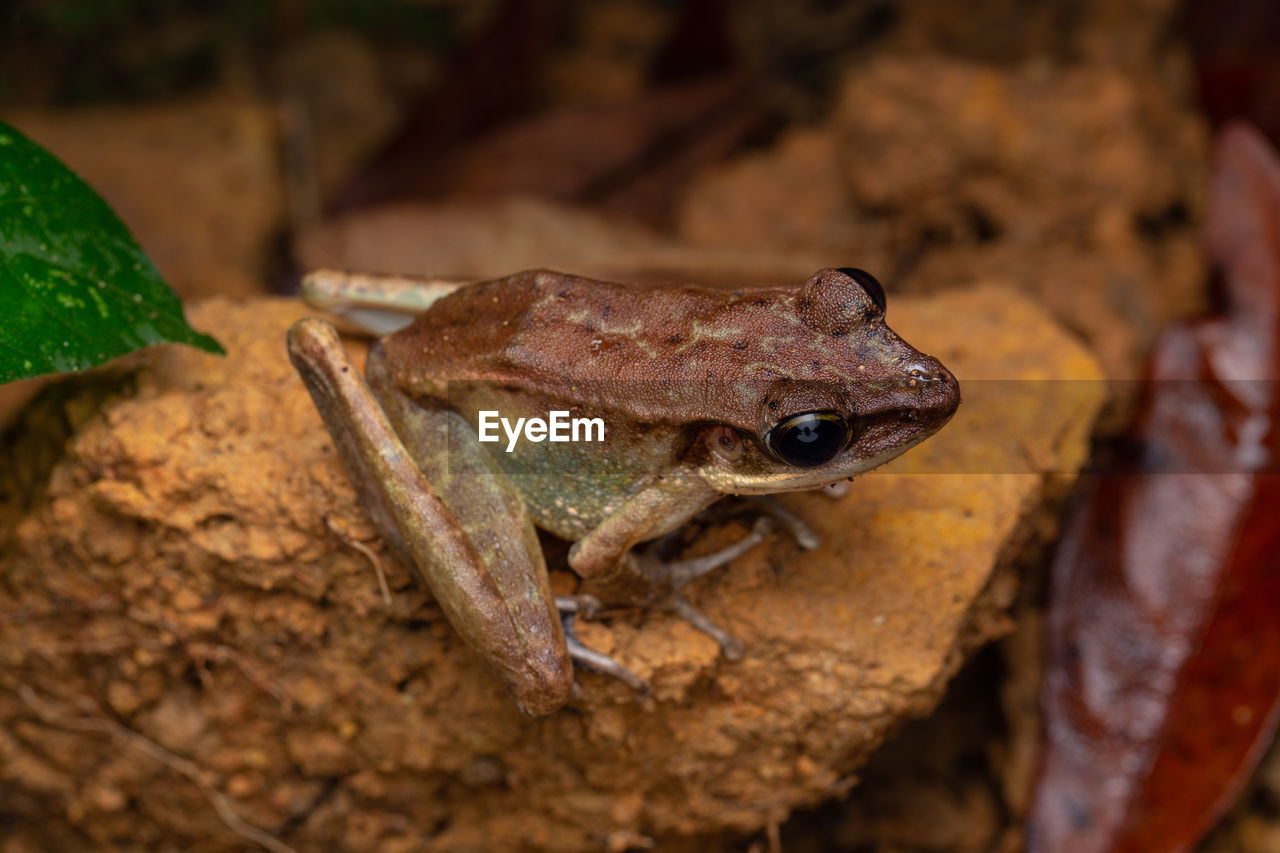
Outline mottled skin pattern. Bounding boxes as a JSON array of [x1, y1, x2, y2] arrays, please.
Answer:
[[288, 268, 959, 715]]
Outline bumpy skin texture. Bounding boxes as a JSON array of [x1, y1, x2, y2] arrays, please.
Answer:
[[379, 268, 956, 445], [0, 290, 1100, 851], [365, 268, 960, 536], [289, 268, 959, 715]]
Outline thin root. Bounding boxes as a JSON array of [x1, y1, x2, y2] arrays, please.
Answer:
[[326, 515, 393, 607], [18, 686, 298, 853]]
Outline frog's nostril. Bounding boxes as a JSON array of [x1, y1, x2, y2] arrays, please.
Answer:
[[906, 362, 940, 382]]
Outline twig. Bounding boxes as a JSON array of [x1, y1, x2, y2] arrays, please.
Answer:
[[18, 686, 298, 853]]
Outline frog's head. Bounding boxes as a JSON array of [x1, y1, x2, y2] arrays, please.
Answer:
[[697, 268, 960, 494]]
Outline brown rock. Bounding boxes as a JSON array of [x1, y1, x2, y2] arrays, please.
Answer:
[[4, 97, 284, 302], [833, 59, 1204, 260], [0, 284, 1101, 851], [676, 57, 1208, 382], [293, 194, 830, 289], [834, 58, 1208, 385], [677, 129, 863, 256], [885, 0, 1185, 70], [294, 196, 668, 281], [0, 377, 47, 432]]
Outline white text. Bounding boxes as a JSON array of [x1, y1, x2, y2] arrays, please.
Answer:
[[477, 410, 605, 452]]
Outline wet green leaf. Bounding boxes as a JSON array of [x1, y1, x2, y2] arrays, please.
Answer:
[[0, 119, 224, 384]]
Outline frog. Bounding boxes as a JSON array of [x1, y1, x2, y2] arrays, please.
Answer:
[[287, 267, 960, 716]]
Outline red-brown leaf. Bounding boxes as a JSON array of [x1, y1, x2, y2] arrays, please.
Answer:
[[1028, 123, 1280, 852]]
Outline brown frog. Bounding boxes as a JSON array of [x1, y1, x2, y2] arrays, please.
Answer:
[[287, 267, 959, 715]]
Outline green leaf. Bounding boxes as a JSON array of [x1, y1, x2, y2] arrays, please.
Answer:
[[0, 119, 224, 384]]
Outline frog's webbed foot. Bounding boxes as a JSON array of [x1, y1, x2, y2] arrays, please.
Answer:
[[556, 595, 650, 694], [569, 489, 810, 670], [664, 516, 775, 586], [557, 509, 770, 681], [665, 596, 745, 660], [646, 515, 779, 661], [709, 496, 821, 551]]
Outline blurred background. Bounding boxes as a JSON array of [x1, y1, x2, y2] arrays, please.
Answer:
[[0, 0, 1229, 383], [2, 0, 1279, 851]]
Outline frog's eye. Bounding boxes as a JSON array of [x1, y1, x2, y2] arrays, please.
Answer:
[[766, 411, 851, 468], [836, 267, 887, 314]]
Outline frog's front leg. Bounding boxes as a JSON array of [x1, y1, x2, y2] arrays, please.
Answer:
[[568, 478, 770, 659], [287, 319, 574, 716]]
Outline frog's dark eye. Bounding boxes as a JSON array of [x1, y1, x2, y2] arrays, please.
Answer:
[[836, 267, 887, 314], [766, 411, 850, 468]]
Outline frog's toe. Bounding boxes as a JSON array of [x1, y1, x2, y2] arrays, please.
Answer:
[[555, 593, 603, 621], [565, 637, 650, 695], [666, 595, 744, 661], [739, 496, 821, 550], [666, 516, 774, 587], [558, 599, 649, 694], [647, 516, 765, 660]]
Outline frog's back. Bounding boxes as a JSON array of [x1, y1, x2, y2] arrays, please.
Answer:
[[377, 266, 957, 467], [385, 270, 673, 370], [380, 269, 790, 424]]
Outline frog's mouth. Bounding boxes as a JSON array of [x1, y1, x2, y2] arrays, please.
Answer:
[[850, 390, 960, 460]]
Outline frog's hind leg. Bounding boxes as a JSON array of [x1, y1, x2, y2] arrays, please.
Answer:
[[649, 516, 778, 660], [556, 596, 650, 693], [288, 318, 574, 716]]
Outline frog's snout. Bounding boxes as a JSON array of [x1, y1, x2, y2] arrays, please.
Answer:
[[904, 356, 961, 421], [905, 360, 950, 383]]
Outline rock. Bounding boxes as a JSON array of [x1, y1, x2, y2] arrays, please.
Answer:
[[293, 194, 831, 289], [0, 284, 1102, 851], [676, 57, 1208, 382], [0, 377, 47, 432], [4, 97, 284, 301], [294, 196, 668, 281], [677, 129, 864, 257]]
